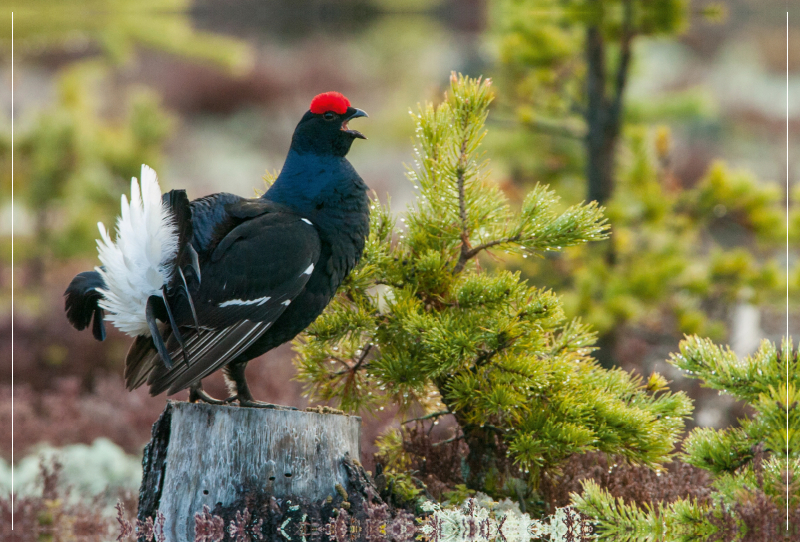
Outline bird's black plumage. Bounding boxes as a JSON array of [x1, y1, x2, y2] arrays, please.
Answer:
[[65, 98, 370, 406], [65, 271, 107, 341]]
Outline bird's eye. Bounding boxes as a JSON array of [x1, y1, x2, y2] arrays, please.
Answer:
[[323, 112, 335, 121]]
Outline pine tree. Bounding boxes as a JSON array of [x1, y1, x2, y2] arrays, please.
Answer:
[[493, 0, 687, 204], [556, 129, 788, 346], [489, 0, 794, 368], [574, 336, 800, 540], [294, 74, 692, 506]]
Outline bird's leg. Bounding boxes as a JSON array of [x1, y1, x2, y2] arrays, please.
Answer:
[[146, 296, 173, 369], [188, 381, 227, 405], [223, 363, 297, 410]]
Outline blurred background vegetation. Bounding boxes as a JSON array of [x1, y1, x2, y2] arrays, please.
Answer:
[[0, 0, 797, 524]]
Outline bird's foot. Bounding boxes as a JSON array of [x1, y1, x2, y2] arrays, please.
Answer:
[[189, 386, 227, 405], [230, 396, 298, 410], [223, 364, 298, 409]]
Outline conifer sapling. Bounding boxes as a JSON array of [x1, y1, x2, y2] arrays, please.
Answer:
[[294, 74, 692, 504]]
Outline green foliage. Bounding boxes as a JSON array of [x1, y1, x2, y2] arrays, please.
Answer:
[[295, 74, 691, 501], [491, 0, 794, 349], [383, 471, 427, 505], [574, 337, 800, 541], [491, 0, 688, 187], [553, 129, 787, 339], [375, 428, 412, 472], [494, 0, 687, 125], [440, 484, 476, 506], [687, 162, 786, 242], [671, 336, 799, 471], [575, 479, 718, 541]]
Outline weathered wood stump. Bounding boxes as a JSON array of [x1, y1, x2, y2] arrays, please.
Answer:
[[137, 401, 361, 542]]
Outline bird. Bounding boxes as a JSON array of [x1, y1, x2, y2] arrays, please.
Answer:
[[64, 92, 370, 408]]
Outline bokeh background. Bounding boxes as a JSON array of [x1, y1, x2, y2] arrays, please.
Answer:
[[0, 0, 798, 509]]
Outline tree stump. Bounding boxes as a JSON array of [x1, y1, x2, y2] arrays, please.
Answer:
[[137, 401, 361, 542]]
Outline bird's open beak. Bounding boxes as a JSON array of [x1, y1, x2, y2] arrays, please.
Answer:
[[341, 108, 368, 139]]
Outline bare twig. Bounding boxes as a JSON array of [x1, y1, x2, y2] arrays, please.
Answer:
[[352, 343, 373, 372], [432, 434, 465, 447], [327, 356, 349, 369], [402, 410, 452, 425], [472, 350, 496, 373], [331, 344, 373, 376]]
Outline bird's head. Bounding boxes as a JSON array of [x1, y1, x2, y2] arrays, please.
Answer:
[[290, 92, 368, 157]]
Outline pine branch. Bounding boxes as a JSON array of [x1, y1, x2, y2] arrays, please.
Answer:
[[464, 234, 523, 260], [454, 120, 474, 275]]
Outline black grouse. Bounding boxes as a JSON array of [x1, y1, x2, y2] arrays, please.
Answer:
[[64, 92, 370, 407]]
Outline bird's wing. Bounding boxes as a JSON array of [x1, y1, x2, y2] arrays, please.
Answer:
[[126, 211, 321, 395]]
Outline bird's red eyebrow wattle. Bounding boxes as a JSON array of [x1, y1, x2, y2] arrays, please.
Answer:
[[310, 92, 350, 115]]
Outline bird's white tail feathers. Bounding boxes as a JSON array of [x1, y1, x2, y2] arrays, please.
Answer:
[[96, 165, 179, 337]]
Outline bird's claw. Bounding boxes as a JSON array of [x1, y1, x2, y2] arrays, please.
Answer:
[[189, 386, 227, 405]]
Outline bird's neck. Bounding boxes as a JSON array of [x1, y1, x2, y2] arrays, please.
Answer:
[[265, 149, 370, 279], [264, 150, 364, 211]]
